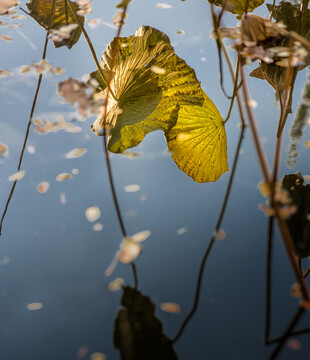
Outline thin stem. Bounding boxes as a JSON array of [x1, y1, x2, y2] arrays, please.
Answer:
[[0, 0, 57, 235], [264, 217, 274, 345], [303, 264, 310, 278], [268, 326, 310, 344], [211, 5, 232, 100], [101, 5, 129, 238], [268, 307, 305, 359], [172, 123, 246, 344], [224, 56, 240, 123], [65, 0, 118, 102]]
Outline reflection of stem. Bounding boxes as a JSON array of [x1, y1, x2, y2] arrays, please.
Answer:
[[172, 123, 246, 344], [240, 64, 309, 300], [224, 56, 240, 123], [0, 0, 57, 236], [268, 307, 304, 359], [65, 0, 117, 102], [98, 4, 139, 285], [211, 5, 232, 100], [101, 5, 129, 238], [269, 326, 310, 344], [264, 217, 274, 345]]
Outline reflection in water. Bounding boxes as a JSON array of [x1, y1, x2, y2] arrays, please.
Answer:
[[282, 173, 310, 259], [114, 286, 178, 360], [287, 72, 310, 169]]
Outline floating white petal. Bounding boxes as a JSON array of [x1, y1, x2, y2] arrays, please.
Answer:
[[130, 230, 151, 243], [124, 184, 140, 192], [8, 170, 25, 181], [85, 206, 101, 222], [108, 277, 124, 291], [27, 302, 43, 311], [56, 172, 72, 181], [65, 148, 87, 159]]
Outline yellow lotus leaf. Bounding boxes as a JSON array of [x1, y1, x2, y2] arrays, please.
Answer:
[[90, 26, 228, 182]]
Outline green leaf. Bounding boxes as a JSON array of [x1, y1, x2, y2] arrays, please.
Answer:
[[91, 26, 228, 182], [26, 0, 84, 49], [282, 173, 310, 258], [114, 286, 178, 360], [207, 0, 264, 16]]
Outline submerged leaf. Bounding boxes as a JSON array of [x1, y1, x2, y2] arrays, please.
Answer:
[[114, 286, 178, 360], [26, 0, 84, 48], [91, 26, 228, 182]]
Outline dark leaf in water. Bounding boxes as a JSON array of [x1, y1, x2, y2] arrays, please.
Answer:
[[90, 26, 228, 182], [207, 0, 264, 16], [282, 173, 310, 258], [26, 0, 84, 49], [114, 286, 178, 360]]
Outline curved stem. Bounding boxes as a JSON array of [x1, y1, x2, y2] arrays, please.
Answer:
[[224, 56, 240, 123], [172, 123, 246, 343], [0, 0, 57, 235]]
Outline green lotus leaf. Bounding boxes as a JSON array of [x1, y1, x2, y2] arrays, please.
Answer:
[[26, 0, 84, 49], [91, 26, 228, 182], [207, 0, 264, 16]]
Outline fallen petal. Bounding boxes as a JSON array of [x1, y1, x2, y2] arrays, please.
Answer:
[[65, 147, 87, 159], [85, 206, 101, 222], [8, 170, 25, 181], [56, 172, 72, 181], [37, 181, 50, 194], [160, 302, 181, 313], [108, 277, 124, 291]]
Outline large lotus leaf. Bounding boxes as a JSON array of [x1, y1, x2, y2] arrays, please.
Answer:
[[207, 0, 264, 15], [91, 26, 227, 182], [282, 173, 310, 258], [26, 0, 84, 49]]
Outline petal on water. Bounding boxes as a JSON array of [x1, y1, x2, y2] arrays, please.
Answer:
[[85, 206, 101, 222], [8, 170, 25, 181], [108, 277, 124, 291], [160, 302, 181, 313], [27, 302, 43, 311], [0, 143, 8, 156], [131, 230, 151, 243], [124, 184, 140, 192], [37, 181, 50, 194], [56, 172, 72, 181], [65, 147, 87, 159]]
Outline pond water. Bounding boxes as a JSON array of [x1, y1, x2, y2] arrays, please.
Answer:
[[1, 1, 310, 359]]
